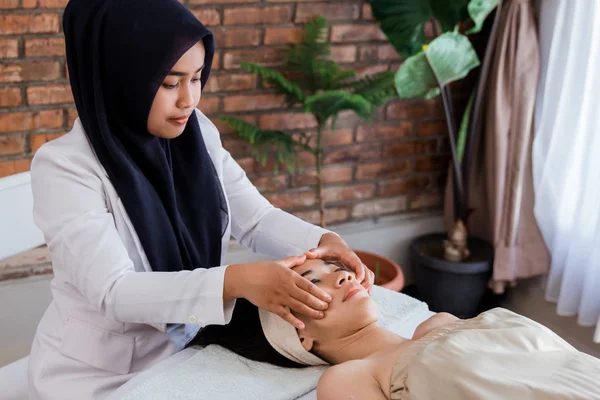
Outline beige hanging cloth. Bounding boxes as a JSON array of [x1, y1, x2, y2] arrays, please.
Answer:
[[445, 0, 549, 292]]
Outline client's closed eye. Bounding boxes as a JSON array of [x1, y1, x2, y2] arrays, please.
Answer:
[[311, 278, 321, 284]]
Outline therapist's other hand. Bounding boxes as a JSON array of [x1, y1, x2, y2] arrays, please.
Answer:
[[305, 233, 375, 294], [224, 256, 332, 330]]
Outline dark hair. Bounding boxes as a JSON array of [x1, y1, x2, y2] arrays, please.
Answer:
[[187, 298, 306, 369]]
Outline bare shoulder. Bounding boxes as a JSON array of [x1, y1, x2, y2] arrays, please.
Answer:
[[317, 361, 387, 400], [412, 312, 459, 340]]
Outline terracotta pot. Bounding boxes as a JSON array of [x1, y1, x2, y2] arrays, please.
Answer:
[[354, 250, 404, 292]]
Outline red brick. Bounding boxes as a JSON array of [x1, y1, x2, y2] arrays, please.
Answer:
[[353, 64, 389, 79], [415, 156, 448, 172], [0, 159, 31, 178], [293, 165, 353, 187], [24, 37, 65, 57], [0, 135, 25, 156], [439, 138, 449, 153], [330, 25, 386, 43], [0, 87, 22, 107], [324, 109, 363, 130], [224, 6, 291, 26], [299, 129, 353, 147], [379, 176, 430, 196], [255, 150, 316, 173], [0, 0, 19, 9], [67, 108, 78, 128], [237, 157, 254, 173], [0, 14, 60, 34], [0, 61, 61, 83], [324, 143, 380, 164], [355, 160, 411, 180], [352, 196, 408, 218], [418, 120, 447, 136], [30, 132, 64, 153], [330, 45, 357, 63], [0, 39, 19, 58], [409, 193, 443, 210], [293, 207, 349, 226], [191, 8, 221, 26], [189, 0, 254, 4], [264, 27, 303, 45], [205, 73, 256, 93], [27, 84, 73, 105], [295, 3, 359, 23], [223, 48, 285, 69], [22, 0, 68, 7], [212, 51, 221, 70], [383, 139, 437, 158], [265, 189, 316, 209], [359, 44, 401, 62], [251, 174, 288, 192], [356, 122, 413, 142], [323, 183, 374, 203], [213, 115, 256, 135], [362, 3, 374, 20], [387, 100, 444, 119], [0, 109, 63, 133], [212, 28, 261, 48], [221, 137, 253, 157], [198, 97, 220, 115], [223, 94, 285, 112], [323, 128, 353, 146], [259, 112, 317, 131]]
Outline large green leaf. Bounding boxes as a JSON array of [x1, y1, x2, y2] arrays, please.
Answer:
[[456, 90, 475, 163], [466, 0, 499, 34], [424, 31, 480, 86], [430, 0, 469, 31], [394, 51, 440, 99], [369, 0, 470, 58], [369, 0, 431, 58]]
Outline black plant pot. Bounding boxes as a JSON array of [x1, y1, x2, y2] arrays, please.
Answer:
[[410, 233, 494, 318]]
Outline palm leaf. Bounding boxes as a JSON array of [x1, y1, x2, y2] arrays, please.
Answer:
[[304, 91, 372, 127], [241, 62, 305, 104], [348, 71, 397, 106], [219, 117, 301, 174]]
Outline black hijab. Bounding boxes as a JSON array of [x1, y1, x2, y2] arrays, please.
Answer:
[[63, 0, 227, 272]]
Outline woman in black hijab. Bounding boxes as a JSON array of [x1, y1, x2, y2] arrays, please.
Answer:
[[27, 0, 373, 397]]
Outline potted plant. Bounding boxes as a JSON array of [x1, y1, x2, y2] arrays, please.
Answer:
[[370, 0, 502, 317], [220, 16, 403, 291]]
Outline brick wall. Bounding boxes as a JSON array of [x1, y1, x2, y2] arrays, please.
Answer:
[[0, 0, 459, 226]]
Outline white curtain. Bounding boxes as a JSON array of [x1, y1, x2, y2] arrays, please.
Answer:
[[533, 0, 600, 343]]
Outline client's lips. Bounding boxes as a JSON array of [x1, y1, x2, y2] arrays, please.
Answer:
[[343, 284, 365, 302], [169, 114, 190, 125]]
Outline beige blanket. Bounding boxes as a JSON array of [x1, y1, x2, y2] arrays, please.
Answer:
[[391, 308, 600, 399]]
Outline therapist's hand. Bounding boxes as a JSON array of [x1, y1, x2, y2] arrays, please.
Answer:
[[224, 255, 332, 330], [304, 233, 375, 294]]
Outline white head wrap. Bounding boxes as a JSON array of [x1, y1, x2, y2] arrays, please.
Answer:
[[258, 308, 329, 366]]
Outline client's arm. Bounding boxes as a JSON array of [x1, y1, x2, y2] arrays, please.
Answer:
[[412, 312, 459, 340], [317, 363, 387, 400]]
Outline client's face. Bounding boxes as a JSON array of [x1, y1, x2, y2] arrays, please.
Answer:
[[291, 259, 378, 348]]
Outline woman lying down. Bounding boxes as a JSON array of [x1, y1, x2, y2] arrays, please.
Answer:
[[189, 259, 600, 399]]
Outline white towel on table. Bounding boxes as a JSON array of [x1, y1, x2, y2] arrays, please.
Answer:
[[118, 286, 429, 400]]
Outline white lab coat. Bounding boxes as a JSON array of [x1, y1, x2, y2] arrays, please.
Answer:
[[27, 109, 329, 399]]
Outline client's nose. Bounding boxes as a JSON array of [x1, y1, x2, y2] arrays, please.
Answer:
[[337, 272, 353, 286]]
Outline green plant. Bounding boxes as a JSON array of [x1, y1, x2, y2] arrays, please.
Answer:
[[220, 16, 397, 228], [370, 0, 502, 261]]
